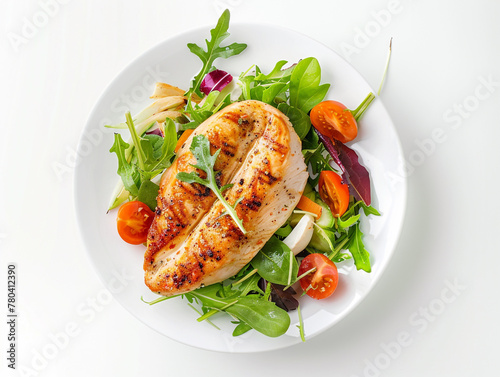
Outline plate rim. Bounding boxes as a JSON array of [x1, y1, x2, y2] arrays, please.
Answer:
[[74, 21, 407, 353]]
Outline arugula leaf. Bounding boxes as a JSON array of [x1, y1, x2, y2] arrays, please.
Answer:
[[109, 134, 140, 196], [225, 273, 262, 298], [186, 9, 247, 98], [254, 60, 295, 82], [360, 202, 381, 216], [332, 199, 379, 271], [251, 236, 298, 286], [176, 135, 247, 234], [110, 113, 177, 204], [336, 213, 361, 229], [239, 61, 295, 103], [181, 90, 231, 130], [303, 144, 331, 173], [347, 222, 371, 272], [289, 57, 330, 113], [239, 74, 255, 101], [126, 115, 176, 179]]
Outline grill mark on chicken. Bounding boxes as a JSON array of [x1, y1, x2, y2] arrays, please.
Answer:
[[144, 100, 308, 296], [144, 102, 270, 269]]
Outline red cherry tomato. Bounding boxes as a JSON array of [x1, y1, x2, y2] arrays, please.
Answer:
[[318, 171, 350, 218], [116, 201, 155, 245], [310, 100, 357, 143], [298, 254, 339, 300]]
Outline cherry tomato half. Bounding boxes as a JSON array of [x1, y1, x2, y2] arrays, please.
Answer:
[[318, 170, 350, 218], [116, 201, 155, 245], [310, 100, 357, 143], [298, 254, 339, 300]]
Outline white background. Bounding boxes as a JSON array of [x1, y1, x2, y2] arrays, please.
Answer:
[[1, 0, 499, 376]]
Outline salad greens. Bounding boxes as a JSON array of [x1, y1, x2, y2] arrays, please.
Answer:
[[250, 236, 298, 286], [110, 113, 176, 210], [237, 57, 329, 139], [289, 56, 330, 114], [109, 9, 381, 340]]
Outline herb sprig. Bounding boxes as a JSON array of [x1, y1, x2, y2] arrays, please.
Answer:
[[176, 134, 247, 234], [186, 9, 247, 98]]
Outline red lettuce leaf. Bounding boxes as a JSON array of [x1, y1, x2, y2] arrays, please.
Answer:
[[313, 128, 371, 205], [145, 128, 163, 137], [335, 142, 371, 206], [314, 128, 345, 173], [200, 69, 233, 95], [258, 279, 298, 312]]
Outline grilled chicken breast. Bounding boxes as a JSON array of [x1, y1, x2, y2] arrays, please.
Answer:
[[144, 100, 308, 296]]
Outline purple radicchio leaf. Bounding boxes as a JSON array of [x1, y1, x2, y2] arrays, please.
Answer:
[[313, 128, 345, 173], [200, 69, 233, 95], [334, 141, 371, 206], [313, 128, 371, 206], [258, 279, 298, 312], [145, 127, 163, 137]]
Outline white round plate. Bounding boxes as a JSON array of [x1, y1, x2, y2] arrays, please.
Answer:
[[74, 22, 407, 353]]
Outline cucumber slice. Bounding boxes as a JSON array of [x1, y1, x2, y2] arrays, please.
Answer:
[[308, 225, 336, 254], [314, 197, 335, 228]]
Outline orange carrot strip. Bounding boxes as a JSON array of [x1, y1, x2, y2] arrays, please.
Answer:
[[296, 195, 322, 218]]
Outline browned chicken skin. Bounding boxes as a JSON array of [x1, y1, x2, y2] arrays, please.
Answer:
[[144, 100, 308, 296]]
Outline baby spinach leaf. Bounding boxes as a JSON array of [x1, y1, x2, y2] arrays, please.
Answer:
[[232, 322, 252, 336], [262, 82, 288, 105], [289, 57, 330, 113], [185, 281, 290, 337], [251, 236, 298, 285], [137, 180, 160, 211], [224, 296, 290, 338], [277, 103, 311, 139]]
